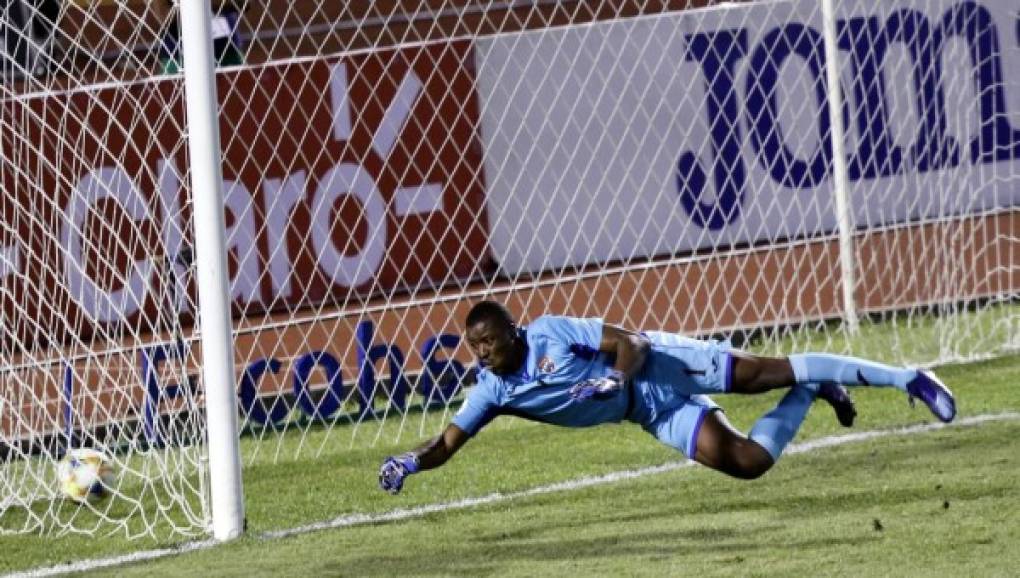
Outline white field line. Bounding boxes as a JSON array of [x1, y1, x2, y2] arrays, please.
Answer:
[[7, 411, 1019, 578]]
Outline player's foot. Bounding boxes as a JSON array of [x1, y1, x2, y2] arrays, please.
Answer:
[[816, 383, 856, 427], [906, 370, 956, 423]]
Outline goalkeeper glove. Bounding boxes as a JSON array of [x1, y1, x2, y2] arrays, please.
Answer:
[[378, 452, 420, 495], [568, 370, 626, 401]]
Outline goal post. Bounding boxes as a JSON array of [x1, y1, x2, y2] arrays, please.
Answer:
[[0, 0, 1018, 541], [178, 0, 243, 541], [821, 0, 858, 334]]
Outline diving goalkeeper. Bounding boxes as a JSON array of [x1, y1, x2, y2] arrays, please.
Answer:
[[379, 301, 956, 493]]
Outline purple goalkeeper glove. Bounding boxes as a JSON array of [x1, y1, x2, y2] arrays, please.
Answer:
[[379, 452, 420, 495], [569, 370, 626, 401]]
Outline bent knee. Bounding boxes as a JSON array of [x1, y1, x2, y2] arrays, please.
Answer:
[[719, 441, 774, 480], [728, 460, 772, 480]]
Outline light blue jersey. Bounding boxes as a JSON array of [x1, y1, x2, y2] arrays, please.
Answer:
[[452, 315, 731, 457], [452, 316, 626, 434]]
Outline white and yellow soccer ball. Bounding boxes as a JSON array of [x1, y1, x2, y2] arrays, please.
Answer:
[[57, 448, 115, 504]]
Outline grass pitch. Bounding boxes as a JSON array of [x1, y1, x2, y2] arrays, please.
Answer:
[[2, 354, 1018, 576], [105, 418, 1020, 578]]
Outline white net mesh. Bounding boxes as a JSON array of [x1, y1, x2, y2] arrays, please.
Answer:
[[1, 0, 1018, 538]]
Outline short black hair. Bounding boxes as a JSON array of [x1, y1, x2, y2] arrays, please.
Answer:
[[465, 300, 515, 330]]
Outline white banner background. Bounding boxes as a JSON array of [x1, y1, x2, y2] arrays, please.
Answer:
[[474, 0, 1020, 275]]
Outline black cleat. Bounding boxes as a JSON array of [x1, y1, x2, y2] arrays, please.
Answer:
[[817, 383, 857, 427]]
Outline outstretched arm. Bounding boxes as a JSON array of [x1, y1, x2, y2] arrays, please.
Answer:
[[379, 423, 470, 494], [411, 423, 471, 470]]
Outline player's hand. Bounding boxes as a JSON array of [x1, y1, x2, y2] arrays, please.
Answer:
[[569, 371, 625, 401], [378, 453, 420, 495]]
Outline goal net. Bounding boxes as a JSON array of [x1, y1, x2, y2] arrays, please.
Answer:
[[0, 0, 1017, 539]]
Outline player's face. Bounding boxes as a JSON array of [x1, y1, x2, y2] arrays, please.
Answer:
[[465, 319, 521, 375]]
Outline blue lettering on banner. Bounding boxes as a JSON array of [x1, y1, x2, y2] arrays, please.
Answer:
[[938, 2, 1020, 163], [676, 0, 1020, 228], [838, 16, 904, 179], [418, 333, 465, 406], [62, 363, 74, 445], [140, 341, 190, 446], [293, 350, 345, 420], [239, 358, 288, 425], [884, 8, 960, 171], [677, 29, 747, 230], [746, 22, 832, 189], [103, 325, 467, 435], [356, 320, 409, 418]]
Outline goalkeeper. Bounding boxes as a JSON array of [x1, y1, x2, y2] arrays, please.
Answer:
[[379, 301, 956, 494]]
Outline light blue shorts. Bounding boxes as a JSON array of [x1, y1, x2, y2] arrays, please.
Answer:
[[625, 332, 731, 458], [642, 394, 720, 459], [638, 331, 733, 395]]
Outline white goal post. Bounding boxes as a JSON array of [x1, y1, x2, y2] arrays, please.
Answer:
[[178, 0, 243, 541], [0, 0, 1018, 540]]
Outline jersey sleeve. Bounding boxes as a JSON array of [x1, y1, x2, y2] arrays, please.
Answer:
[[532, 315, 604, 350], [451, 374, 501, 436]]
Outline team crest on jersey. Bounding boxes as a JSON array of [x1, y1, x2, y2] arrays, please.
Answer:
[[538, 356, 556, 373]]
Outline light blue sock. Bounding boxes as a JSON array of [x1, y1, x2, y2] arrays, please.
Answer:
[[748, 384, 818, 461], [788, 353, 915, 392]]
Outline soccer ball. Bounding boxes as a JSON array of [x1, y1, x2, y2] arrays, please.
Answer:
[[57, 448, 115, 504]]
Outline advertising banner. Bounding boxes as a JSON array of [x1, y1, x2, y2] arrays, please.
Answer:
[[0, 40, 490, 352], [474, 0, 1020, 275]]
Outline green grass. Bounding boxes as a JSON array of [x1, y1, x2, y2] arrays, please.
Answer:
[[101, 419, 1020, 578], [744, 302, 1020, 365], [1, 354, 1018, 576]]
